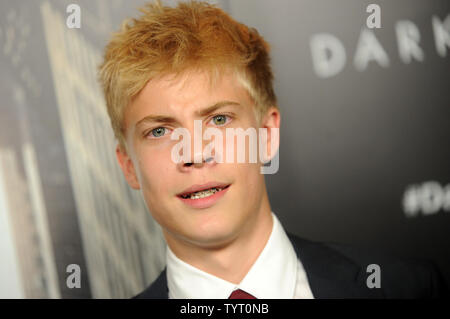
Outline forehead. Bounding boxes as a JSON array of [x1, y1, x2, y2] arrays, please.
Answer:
[[144, 69, 246, 103], [125, 69, 254, 124]]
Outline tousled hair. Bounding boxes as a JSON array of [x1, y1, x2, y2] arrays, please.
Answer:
[[98, 0, 277, 149]]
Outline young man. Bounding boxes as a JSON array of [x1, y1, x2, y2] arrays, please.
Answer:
[[98, 1, 447, 298]]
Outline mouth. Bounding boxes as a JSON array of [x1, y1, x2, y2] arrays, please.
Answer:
[[176, 183, 232, 209], [177, 184, 231, 199]]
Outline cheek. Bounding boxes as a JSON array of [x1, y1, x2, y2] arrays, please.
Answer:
[[135, 149, 170, 193], [234, 161, 263, 191]]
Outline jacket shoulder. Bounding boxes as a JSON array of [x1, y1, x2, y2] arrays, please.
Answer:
[[325, 240, 448, 298], [287, 233, 449, 298]]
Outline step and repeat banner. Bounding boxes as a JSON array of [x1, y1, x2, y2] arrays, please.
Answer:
[[0, 0, 448, 298]]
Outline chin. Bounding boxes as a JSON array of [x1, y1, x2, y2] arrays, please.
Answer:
[[184, 220, 238, 247]]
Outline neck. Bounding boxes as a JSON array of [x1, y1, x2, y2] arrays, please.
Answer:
[[164, 191, 273, 284]]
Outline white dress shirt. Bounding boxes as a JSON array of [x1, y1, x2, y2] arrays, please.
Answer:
[[166, 212, 315, 299]]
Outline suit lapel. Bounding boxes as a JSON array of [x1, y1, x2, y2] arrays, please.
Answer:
[[133, 268, 168, 299]]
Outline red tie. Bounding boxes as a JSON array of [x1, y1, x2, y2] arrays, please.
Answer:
[[228, 289, 256, 299]]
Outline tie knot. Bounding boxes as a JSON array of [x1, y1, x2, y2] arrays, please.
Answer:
[[228, 289, 256, 299]]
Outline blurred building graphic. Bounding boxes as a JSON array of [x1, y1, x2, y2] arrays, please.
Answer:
[[0, 83, 60, 298], [0, 145, 60, 298], [0, 144, 60, 298], [39, 2, 166, 298]]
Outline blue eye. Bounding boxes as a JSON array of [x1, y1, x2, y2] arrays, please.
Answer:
[[149, 127, 168, 138], [211, 115, 230, 126]]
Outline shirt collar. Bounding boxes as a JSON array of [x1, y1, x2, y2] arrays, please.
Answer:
[[166, 212, 298, 299]]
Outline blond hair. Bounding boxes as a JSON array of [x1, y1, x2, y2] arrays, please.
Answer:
[[98, 0, 277, 148]]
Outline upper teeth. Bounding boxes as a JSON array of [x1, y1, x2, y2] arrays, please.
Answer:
[[182, 187, 224, 199]]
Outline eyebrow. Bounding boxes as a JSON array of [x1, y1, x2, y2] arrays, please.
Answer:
[[135, 100, 241, 127]]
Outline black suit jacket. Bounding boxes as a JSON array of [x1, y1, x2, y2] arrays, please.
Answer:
[[133, 233, 448, 299]]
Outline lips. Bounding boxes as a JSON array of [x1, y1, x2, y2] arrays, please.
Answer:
[[176, 183, 231, 209], [177, 181, 231, 197]]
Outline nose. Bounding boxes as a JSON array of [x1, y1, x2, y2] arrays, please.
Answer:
[[178, 154, 217, 173], [184, 156, 215, 168], [175, 120, 219, 171]]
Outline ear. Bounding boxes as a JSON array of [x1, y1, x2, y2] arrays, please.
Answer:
[[260, 106, 281, 162], [116, 144, 141, 190]]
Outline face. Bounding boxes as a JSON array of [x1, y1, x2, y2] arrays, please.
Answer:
[[117, 69, 280, 249]]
